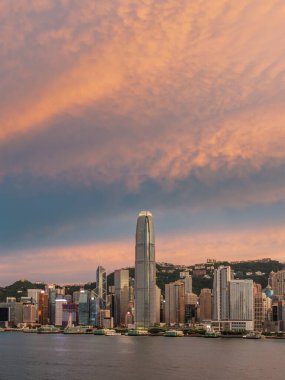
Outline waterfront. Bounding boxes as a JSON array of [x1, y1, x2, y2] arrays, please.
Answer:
[[0, 334, 284, 380]]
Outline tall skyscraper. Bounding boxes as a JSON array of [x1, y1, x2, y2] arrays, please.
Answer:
[[228, 279, 254, 331], [114, 269, 129, 326], [213, 266, 233, 321], [253, 283, 269, 331], [212, 266, 254, 331], [78, 290, 90, 325], [155, 285, 161, 324], [96, 266, 107, 309], [38, 291, 49, 325], [55, 298, 67, 326], [229, 280, 253, 321], [135, 211, 156, 328]]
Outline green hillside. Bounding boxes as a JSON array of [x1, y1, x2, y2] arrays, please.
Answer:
[[0, 259, 283, 302]]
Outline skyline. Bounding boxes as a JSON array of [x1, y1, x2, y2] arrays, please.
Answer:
[[1, 1, 285, 284]]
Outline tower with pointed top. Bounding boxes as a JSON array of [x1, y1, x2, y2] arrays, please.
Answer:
[[135, 211, 156, 328]]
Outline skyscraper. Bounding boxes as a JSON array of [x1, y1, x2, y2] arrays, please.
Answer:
[[135, 211, 156, 328], [78, 290, 90, 325], [114, 269, 129, 326], [271, 270, 285, 298], [165, 280, 185, 325], [229, 279, 254, 331], [213, 266, 233, 321], [55, 298, 67, 326], [199, 288, 212, 321], [96, 266, 107, 309], [229, 280, 253, 321]]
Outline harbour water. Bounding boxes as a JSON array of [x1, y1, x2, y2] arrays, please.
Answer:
[[0, 334, 284, 380]]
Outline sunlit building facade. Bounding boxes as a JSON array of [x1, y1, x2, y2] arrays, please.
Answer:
[[213, 266, 233, 321], [96, 266, 107, 309], [114, 269, 129, 326], [135, 211, 156, 328]]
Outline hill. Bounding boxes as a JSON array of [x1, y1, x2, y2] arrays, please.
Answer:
[[0, 259, 282, 301]]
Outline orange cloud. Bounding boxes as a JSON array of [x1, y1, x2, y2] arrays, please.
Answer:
[[1, 224, 285, 285], [0, 1, 285, 208]]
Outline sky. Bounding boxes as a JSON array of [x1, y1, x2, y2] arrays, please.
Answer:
[[1, 0, 285, 285]]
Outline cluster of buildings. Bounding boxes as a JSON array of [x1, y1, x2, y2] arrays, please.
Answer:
[[0, 267, 116, 328], [0, 211, 285, 333]]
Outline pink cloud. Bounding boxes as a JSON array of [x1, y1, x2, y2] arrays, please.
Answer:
[[1, 224, 284, 285]]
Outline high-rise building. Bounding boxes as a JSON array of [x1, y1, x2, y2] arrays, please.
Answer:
[[114, 269, 129, 326], [135, 211, 156, 328], [0, 301, 23, 327], [96, 266, 107, 309], [199, 288, 212, 321], [165, 280, 185, 325], [213, 266, 233, 321], [23, 304, 37, 324], [78, 290, 90, 325], [212, 266, 254, 331], [62, 304, 77, 327], [156, 285, 161, 324], [89, 291, 97, 326], [38, 291, 49, 325], [254, 283, 263, 331], [180, 272, 192, 293], [73, 291, 81, 304], [185, 292, 198, 324], [55, 299, 67, 326], [229, 280, 253, 321], [47, 285, 56, 325], [271, 270, 285, 298]]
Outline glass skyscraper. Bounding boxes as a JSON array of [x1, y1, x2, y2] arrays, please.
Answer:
[[78, 290, 90, 325], [135, 211, 156, 328], [96, 266, 107, 309]]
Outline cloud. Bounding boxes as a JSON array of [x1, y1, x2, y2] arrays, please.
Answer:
[[1, 223, 285, 285], [0, 1, 284, 186], [0, 0, 285, 278]]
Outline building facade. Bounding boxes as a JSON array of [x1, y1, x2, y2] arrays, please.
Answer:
[[271, 270, 285, 298], [96, 266, 107, 309], [165, 280, 185, 325], [114, 269, 130, 326], [229, 280, 253, 322], [199, 288, 212, 321], [213, 266, 233, 321], [135, 211, 156, 328]]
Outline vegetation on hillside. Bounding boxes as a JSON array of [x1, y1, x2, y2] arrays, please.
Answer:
[[0, 259, 282, 302]]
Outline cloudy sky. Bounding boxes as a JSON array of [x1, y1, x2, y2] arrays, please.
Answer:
[[1, 0, 285, 285]]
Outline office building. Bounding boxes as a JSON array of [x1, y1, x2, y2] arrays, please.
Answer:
[[135, 211, 156, 328], [271, 270, 285, 298], [96, 266, 107, 309], [165, 280, 185, 325], [114, 269, 130, 326], [89, 291, 98, 326], [185, 292, 198, 324], [213, 266, 233, 321], [180, 272, 192, 293], [62, 303, 77, 327], [199, 288, 212, 321], [0, 301, 23, 327], [38, 291, 49, 325], [78, 290, 90, 325], [23, 304, 37, 324], [55, 298, 67, 326], [156, 285, 161, 324], [229, 280, 253, 320]]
